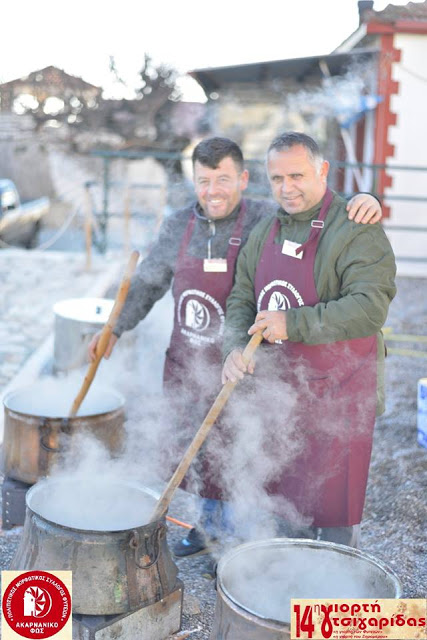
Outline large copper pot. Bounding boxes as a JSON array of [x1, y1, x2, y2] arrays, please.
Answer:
[[10, 477, 180, 615], [2, 382, 124, 484]]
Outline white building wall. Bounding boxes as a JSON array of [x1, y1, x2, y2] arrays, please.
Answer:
[[385, 33, 427, 276]]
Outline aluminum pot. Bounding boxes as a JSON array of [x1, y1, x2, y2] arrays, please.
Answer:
[[53, 297, 114, 372], [2, 382, 124, 484], [10, 477, 179, 615], [211, 538, 402, 639]]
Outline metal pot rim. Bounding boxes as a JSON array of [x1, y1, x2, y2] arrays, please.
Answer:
[[3, 383, 125, 418], [53, 297, 114, 323], [25, 478, 162, 534], [216, 537, 402, 624]]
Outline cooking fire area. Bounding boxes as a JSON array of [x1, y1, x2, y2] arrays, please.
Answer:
[[0, 274, 426, 639]]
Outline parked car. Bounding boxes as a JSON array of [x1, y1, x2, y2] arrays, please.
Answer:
[[0, 179, 50, 248]]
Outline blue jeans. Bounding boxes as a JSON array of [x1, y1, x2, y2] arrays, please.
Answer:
[[199, 498, 235, 539]]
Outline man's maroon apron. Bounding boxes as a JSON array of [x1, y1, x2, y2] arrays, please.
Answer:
[[254, 190, 377, 527], [163, 202, 246, 499]]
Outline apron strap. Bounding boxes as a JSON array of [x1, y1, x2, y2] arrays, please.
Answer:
[[226, 199, 247, 264], [296, 188, 333, 255]]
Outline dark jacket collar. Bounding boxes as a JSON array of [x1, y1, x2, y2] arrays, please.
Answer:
[[276, 192, 329, 224]]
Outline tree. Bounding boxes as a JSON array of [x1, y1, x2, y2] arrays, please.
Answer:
[[136, 53, 181, 104]]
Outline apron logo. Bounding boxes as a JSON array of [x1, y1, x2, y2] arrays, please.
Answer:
[[185, 299, 211, 331], [257, 279, 305, 311], [178, 289, 225, 346], [268, 291, 291, 311]]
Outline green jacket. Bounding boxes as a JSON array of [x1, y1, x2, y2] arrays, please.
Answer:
[[223, 191, 397, 414]]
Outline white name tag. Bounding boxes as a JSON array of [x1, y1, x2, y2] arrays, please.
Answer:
[[203, 258, 228, 272], [282, 239, 303, 259]]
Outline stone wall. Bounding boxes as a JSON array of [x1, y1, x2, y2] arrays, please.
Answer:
[[0, 115, 54, 200]]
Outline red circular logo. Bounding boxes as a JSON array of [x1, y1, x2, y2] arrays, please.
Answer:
[[2, 571, 71, 638]]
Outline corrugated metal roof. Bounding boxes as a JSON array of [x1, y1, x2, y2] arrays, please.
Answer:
[[189, 49, 378, 94]]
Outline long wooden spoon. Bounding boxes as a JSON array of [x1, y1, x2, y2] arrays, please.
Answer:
[[69, 250, 140, 417], [149, 331, 263, 523]]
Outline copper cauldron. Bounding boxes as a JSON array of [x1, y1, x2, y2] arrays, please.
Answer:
[[10, 477, 180, 615], [2, 382, 124, 484]]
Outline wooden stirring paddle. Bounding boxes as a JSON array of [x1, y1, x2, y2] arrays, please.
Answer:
[[69, 250, 140, 417], [149, 331, 263, 523]]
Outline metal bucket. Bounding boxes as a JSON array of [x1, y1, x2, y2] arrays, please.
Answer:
[[53, 297, 114, 372], [211, 538, 402, 639], [2, 382, 124, 484], [10, 477, 179, 615]]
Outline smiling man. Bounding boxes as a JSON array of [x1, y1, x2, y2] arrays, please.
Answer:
[[194, 154, 249, 219], [89, 136, 384, 558], [222, 132, 396, 547]]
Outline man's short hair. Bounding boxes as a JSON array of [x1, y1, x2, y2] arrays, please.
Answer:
[[267, 132, 324, 169], [192, 137, 244, 172]]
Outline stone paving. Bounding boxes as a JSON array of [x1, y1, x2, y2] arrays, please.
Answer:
[[0, 248, 122, 393]]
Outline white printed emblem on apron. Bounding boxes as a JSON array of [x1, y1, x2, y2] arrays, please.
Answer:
[[268, 291, 291, 311], [185, 299, 211, 331], [177, 288, 225, 346]]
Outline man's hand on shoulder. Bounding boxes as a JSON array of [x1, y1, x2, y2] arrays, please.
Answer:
[[347, 193, 382, 224]]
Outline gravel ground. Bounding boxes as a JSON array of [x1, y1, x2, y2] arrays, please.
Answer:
[[170, 273, 427, 636], [360, 276, 427, 600], [0, 274, 426, 639]]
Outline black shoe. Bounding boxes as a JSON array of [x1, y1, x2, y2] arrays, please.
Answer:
[[172, 528, 208, 557]]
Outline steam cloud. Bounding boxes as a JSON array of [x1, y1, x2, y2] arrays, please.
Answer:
[[23, 288, 376, 545]]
